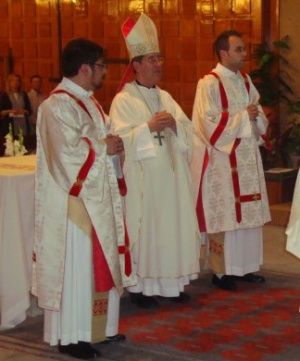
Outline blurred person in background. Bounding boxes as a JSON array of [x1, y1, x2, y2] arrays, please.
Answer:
[[27, 74, 46, 134], [0, 73, 31, 137]]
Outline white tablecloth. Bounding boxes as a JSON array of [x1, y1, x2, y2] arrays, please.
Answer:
[[0, 155, 36, 329]]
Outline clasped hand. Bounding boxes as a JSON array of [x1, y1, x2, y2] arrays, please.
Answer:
[[105, 134, 124, 155], [148, 111, 177, 133], [247, 104, 259, 121]]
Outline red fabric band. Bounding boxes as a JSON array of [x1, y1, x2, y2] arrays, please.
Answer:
[[196, 148, 209, 232], [117, 177, 127, 196], [92, 228, 115, 291], [209, 72, 230, 146], [239, 194, 261, 202], [118, 225, 132, 276], [209, 72, 228, 110], [210, 111, 229, 146], [121, 17, 136, 37], [51, 89, 92, 118], [229, 139, 242, 223], [69, 137, 96, 196]]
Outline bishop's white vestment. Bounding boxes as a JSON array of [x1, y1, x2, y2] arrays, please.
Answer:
[[191, 63, 271, 276], [110, 81, 200, 297], [32, 78, 135, 345]]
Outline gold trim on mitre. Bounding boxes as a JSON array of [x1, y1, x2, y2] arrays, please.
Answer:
[[121, 13, 160, 60]]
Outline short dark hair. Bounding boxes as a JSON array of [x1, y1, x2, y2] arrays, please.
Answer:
[[62, 38, 104, 77], [214, 30, 242, 61]]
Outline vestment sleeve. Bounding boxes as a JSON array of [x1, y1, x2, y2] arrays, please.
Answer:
[[247, 75, 269, 139], [38, 94, 108, 200], [192, 76, 252, 154], [110, 93, 156, 161], [163, 92, 194, 160]]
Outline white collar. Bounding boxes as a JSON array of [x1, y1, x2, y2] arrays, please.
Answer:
[[215, 63, 242, 79], [60, 77, 93, 98]]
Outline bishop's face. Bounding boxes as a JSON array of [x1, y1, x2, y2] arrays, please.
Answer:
[[134, 53, 164, 88]]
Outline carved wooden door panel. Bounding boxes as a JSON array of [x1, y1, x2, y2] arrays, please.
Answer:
[[0, 0, 264, 116], [159, 0, 263, 115]]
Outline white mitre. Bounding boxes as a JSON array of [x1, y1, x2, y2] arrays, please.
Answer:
[[121, 13, 160, 60]]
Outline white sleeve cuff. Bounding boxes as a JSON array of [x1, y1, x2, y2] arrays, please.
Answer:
[[134, 123, 156, 161], [255, 114, 268, 135]]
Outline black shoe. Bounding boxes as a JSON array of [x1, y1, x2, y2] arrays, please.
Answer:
[[130, 293, 158, 309], [100, 333, 126, 344], [169, 292, 191, 303], [58, 342, 101, 359], [212, 274, 237, 291], [236, 273, 266, 283]]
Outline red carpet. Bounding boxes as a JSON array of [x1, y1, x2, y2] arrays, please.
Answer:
[[1, 273, 300, 361], [118, 274, 300, 361]]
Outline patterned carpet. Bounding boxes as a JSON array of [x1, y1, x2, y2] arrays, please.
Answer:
[[1, 272, 300, 361]]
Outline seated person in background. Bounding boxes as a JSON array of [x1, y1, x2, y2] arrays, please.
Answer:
[[27, 74, 46, 134], [0, 73, 32, 138]]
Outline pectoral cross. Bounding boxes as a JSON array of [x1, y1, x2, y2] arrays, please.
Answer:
[[154, 131, 165, 146]]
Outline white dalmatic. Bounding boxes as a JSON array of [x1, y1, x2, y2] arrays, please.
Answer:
[[33, 78, 135, 345], [191, 63, 271, 276]]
